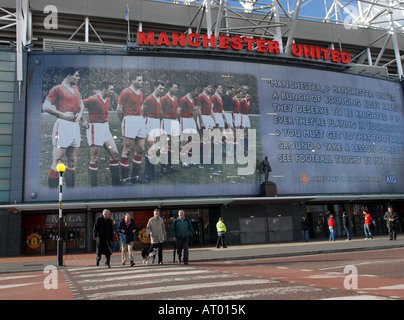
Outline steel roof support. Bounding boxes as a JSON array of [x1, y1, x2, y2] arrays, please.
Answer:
[[284, 0, 303, 54], [388, 8, 404, 78]]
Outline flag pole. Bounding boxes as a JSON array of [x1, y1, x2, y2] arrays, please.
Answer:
[[126, 3, 130, 42]]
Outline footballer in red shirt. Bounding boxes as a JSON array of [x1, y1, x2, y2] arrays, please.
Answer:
[[116, 73, 145, 183], [196, 83, 215, 130], [178, 85, 199, 167], [43, 67, 86, 188], [161, 83, 180, 174], [142, 80, 166, 182], [239, 92, 252, 141], [83, 80, 120, 186], [232, 89, 243, 129]]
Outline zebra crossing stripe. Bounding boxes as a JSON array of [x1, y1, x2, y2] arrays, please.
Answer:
[[0, 275, 41, 281], [77, 269, 213, 283], [70, 266, 192, 277], [86, 279, 274, 300], [0, 282, 44, 290], [81, 274, 236, 291], [172, 286, 321, 300]]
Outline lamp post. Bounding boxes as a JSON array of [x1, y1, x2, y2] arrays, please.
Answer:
[[56, 163, 66, 266]]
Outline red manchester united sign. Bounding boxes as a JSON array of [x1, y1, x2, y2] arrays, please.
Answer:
[[137, 31, 351, 64]]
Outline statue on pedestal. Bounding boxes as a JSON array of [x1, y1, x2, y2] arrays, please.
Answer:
[[259, 156, 277, 196], [260, 156, 272, 184]]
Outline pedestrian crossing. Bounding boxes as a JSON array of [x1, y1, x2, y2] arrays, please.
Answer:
[[64, 264, 324, 300], [0, 273, 44, 290], [0, 263, 396, 300]]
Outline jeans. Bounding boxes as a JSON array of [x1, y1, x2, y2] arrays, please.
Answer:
[[302, 229, 309, 242], [344, 227, 351, 240], [364, 225, 373, 239], [329, 227, 336, 241]]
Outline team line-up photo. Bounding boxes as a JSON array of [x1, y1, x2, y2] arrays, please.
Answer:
[[40, 67, 262, 189]]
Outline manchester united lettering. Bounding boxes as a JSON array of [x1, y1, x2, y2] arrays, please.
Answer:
[[137, 31, 351, 64]]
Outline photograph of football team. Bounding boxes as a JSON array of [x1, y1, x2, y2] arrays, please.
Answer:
[[39, 66, 263, 189]]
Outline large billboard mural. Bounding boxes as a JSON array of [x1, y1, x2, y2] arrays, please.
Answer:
[[24, 54, 404, 202]]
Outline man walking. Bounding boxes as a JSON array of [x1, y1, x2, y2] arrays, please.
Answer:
[[171, 210, 193, 265], [93, 209, 114, 268], [384, 206, 399, 240], [342, 212, 351, 241], [363, 210, 373, 240], [216, 217, 227, 248], [146, 209, 166, 265], [117, 213, 137, 266], [301, 215, 310, 242]]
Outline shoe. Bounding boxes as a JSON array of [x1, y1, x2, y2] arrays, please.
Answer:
[[184, 261, 189, 265], [130, 176, 142, 184], [177, 258, 182, 264], [130, 261, 135, 267], [105, 264, 111, 268], [216, 246, 220, 248], [223, 246, 228, 248], [158, 262, 164, 265], [121, 178, 132, 185], [96, 260, 100, 266], [122, 262, 125, 265]]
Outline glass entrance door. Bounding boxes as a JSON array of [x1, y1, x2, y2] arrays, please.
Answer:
[[66, 227, 85, 252]]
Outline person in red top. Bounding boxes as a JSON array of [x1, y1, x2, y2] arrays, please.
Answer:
[[83, 80, 120, 186], [196, 83, 215, 130], [161, 83, 180, 174], [232, 89, 243, 129], [178, 85, 198, 167], [116, 73, 145, 184], [179, 85, 198, 131], [239, 91, 252, 142], [211, 84, 226, 129], [43, 67, 86, 188], [328, 213, 337, 241], [142, 80, 166, 182], [363, 210, 373, 239]]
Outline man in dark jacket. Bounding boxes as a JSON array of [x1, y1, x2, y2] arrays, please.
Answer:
[[116, 213, 137, 266], [301, 215, 310, 242], [93, 209, 114, 268], [384, 206, 399, 240], [171, 210, 193, 265], [342, 212, 351, 241]]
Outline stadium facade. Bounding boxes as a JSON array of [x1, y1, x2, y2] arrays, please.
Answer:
[[1, 0, 404, 256]]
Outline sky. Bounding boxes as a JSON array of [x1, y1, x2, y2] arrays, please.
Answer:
[[152, 0, 403, 27], [152, 0, 356, 20]]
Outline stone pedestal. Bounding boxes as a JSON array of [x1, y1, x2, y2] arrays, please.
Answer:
[[260, 181, 277, 197]]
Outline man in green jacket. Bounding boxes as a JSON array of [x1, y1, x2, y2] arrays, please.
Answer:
[[171, 210, 193, 265], [216, 217, 227, 248]]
